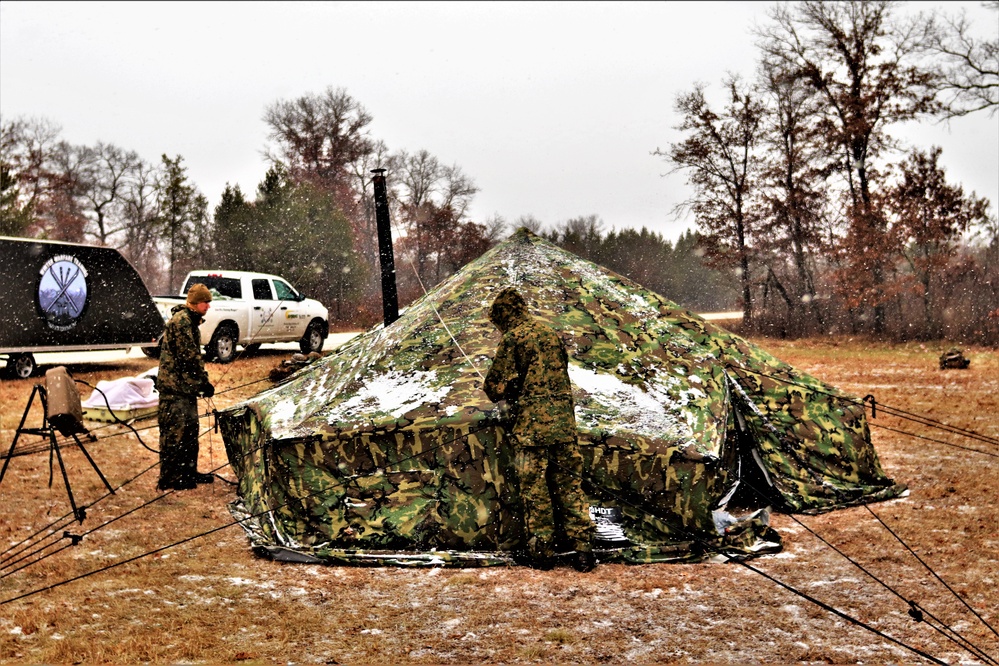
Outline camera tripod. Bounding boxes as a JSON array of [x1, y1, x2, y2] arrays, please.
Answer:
[[0, 383, 115, 523]]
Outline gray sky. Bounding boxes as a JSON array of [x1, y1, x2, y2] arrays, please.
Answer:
[[2, 1, 996, 241]]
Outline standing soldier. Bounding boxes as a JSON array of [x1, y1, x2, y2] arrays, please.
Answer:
[[484, 287, 596, 572], [156, 283, 216, 490]]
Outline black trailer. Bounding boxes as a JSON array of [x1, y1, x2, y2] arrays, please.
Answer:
[[0, 237, 164, 378]]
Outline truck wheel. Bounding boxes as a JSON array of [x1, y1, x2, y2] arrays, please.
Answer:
[[300, 320, 325, 354], [209, 325, 238, 364], [5, 353, 36, 379]]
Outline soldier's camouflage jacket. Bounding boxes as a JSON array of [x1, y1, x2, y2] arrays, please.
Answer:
[[157, 304, 209, 397], [484, 289, 576, 447]]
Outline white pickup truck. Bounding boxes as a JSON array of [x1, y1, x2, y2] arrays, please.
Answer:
[[151, 270, 330, 363]]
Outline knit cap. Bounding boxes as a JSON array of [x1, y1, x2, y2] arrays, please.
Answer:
[[186, 283, 213, 305]]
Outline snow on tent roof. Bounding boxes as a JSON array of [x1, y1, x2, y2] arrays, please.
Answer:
[[219, 228, 905, 567]]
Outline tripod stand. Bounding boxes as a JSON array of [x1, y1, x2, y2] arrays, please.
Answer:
[[0, 383, 115, 523]]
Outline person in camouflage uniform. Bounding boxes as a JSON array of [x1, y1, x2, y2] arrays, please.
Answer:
[[157, 283, 216, 490], [483, 287, 597, 572]]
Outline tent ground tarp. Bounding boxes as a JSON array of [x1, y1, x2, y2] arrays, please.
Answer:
[[219, 229, 905, 567]]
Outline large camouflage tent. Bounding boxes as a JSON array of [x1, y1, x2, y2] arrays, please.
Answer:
[[219, 228, 905, 567]]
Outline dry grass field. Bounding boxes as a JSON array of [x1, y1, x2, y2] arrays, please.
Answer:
[[1, 336, 997, 664]]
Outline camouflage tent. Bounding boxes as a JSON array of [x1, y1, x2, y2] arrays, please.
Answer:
[[219, 229, 905, 567]]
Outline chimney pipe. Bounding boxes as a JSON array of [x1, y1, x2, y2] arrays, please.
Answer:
[[371, 169, 399, 327]]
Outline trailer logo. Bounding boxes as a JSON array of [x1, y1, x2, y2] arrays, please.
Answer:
[[38, 255, 89, 331]]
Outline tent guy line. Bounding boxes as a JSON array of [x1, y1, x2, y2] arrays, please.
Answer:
[[871, 422, 999, 459], [864, 503, 999, 640], [560, 452, 997, 664], [0, 459, 161, 572], [759, 487, 998, 664]]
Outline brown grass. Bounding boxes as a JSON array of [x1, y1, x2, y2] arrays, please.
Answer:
[[1, 338, 997, 664]]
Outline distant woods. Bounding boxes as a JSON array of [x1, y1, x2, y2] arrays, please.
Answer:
[[2, 0, 997, 342], [658, 0, 998, 343]]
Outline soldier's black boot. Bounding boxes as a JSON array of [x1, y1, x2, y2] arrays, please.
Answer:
[[532, 555, 555, 571], [194, 472, 215, 484], [158, 477, 196, 491], [572, 550, 596, 573], [512, 550, 555, 571]]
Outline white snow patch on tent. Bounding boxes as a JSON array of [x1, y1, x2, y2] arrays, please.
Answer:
[[568, 365, 694, 441], [319, 369, 451, 424]]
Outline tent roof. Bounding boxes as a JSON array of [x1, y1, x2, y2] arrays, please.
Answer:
[[239, 228, 746, 461]]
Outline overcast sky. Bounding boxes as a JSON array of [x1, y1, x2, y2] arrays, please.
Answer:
[[2, 1, 996, 241]]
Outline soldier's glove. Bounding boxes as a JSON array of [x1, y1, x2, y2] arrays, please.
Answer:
[[200, 382, 215, 398], [486, 401, 511, 424]]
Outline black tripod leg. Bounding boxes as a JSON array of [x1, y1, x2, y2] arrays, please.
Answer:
[[0, 430, 23, 486], [50, 430, 85, 523], [72, 434, 115, 495], [0, 386, 38, 486]]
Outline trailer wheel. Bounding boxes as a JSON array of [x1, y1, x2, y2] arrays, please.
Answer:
[[300, 320, 325, 354], [5, 353, 36, 379], [208, 325, 238, 364]]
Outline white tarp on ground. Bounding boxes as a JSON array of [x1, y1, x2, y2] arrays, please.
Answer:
[[82, 371, 158, 410]]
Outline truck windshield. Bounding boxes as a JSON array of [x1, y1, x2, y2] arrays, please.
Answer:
[[184, 276, 241, 299]]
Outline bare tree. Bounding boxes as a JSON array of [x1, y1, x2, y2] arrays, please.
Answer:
[[928, 3, 999, 118], [392, 148, 480, 292], [119, 158, 165, 290], [79, 142, 143, 246], [438, 163, 477, 219], [514, 214, 544, 234], [396, 149, 442, 210], [263, 86, 374, 193], [656, 76, 764, 324], [481, 213, 509, 243], [757, 0, 940, 334], [755, 59, 830, 333], [0, 116, 88, 240]]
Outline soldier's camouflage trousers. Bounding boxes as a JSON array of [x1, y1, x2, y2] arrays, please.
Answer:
[[512, 436, 595, 558], [158, 394, 200, 486]]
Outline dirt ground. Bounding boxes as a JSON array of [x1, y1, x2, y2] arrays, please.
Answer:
[[0, 337, 996, 664]]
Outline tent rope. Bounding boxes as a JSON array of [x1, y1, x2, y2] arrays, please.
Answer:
[[391, 216, 487, 381], [0, 423, 494, 605], [864, 504, 999, 639], [777, 502, 997, 664], [0, 404, 229, 568], [870, 422, 999, 459], [736, 559, 949, 666], [570, 461, 977, 665]]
